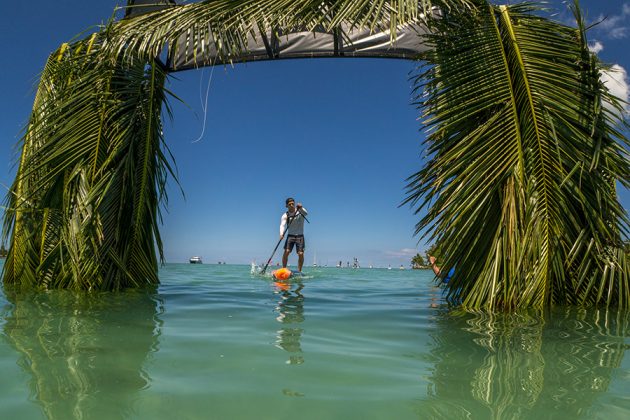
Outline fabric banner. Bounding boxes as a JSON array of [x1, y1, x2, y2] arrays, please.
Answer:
[[168, 21, 430, 71]]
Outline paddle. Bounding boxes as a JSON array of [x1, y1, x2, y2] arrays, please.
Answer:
[[260, 211, 304, 274]]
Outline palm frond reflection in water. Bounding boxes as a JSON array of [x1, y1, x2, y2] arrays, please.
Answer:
[[2, 290, 163, 419], [420, 308, 629, 419]]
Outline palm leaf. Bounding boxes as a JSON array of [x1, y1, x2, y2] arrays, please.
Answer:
[[3, 27, 177, 290], [404, 1, 629, 309]]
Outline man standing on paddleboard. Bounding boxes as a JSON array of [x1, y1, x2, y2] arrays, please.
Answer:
[[280, 197, 308, 273]]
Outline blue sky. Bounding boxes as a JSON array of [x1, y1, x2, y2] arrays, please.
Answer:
[[0, 1, 628, 267]]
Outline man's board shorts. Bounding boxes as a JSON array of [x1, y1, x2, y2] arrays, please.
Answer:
[[284, 234, 305, 252]]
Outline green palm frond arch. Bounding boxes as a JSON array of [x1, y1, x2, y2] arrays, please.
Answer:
[[3, 0, 628, 311]]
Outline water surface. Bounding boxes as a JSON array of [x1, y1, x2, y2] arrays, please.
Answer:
[[1, 263, 628, 419]]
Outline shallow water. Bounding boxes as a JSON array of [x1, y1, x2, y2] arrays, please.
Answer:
[[0, 263, 628, 419]]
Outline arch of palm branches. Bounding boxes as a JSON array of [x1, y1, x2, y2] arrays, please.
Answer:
[[130, 0, 435, 71], [3, 0, 628, 311]]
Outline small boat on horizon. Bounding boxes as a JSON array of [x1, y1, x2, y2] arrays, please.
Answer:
[[189, 256, 203, 264]]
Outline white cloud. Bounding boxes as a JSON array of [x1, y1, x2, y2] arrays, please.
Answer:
[[592, 3, 630, 39], [608, 26, 629, 39], [588, 41, 604, 53], [601, 64, 630, 115], [384, 248, 419, 258]]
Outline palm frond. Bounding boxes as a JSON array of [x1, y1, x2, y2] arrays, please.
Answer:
[[3, 27, 176, 290], [110, 0, 480, 66], [404, 1, 630, 310]]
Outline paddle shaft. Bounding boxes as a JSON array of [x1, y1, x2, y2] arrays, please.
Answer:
[[260, 211, 304, 274]]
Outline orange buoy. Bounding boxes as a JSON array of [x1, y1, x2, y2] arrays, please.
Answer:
[[272, 267, 292, 280]]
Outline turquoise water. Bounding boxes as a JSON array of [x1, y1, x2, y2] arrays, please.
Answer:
[[1, 263, 629, 419]]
